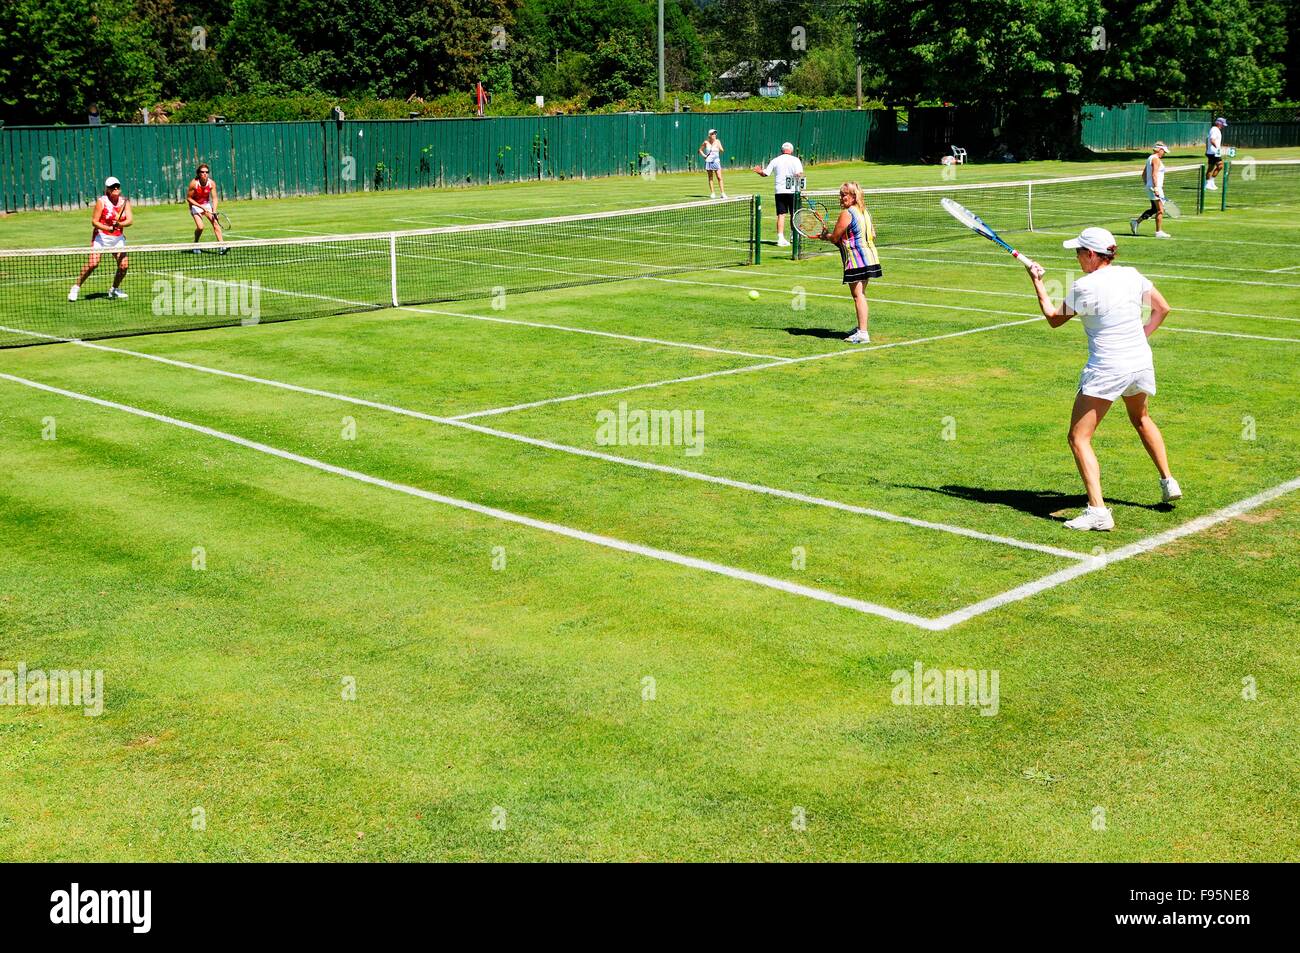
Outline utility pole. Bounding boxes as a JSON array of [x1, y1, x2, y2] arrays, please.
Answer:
[[658, 0, 665, 103], [856, 62, 863, 109]]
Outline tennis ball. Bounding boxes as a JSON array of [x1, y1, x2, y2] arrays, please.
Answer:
[[748, 289, 760, 300]]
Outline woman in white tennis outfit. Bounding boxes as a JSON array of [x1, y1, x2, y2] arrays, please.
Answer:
[[699, 129, 726, 199], [68, 176, 132, 301], [1027, 227, 1182, 531]]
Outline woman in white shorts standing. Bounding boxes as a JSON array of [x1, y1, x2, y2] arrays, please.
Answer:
[[699, 129, 726, 199], [68, 176, 132, 301], [1027, 226, 1182, 531]]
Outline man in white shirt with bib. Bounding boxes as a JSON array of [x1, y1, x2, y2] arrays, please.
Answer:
[[753, 142, 804, 247]]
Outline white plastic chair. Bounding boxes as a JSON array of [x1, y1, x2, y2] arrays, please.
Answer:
[[951, 145, 967, 164]]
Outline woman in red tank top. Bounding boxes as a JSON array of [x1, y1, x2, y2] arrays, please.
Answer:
[[187, 164, 225, 247], [69, 177, 131, 302]]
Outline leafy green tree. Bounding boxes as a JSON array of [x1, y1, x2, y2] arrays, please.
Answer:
[[840, 0, 1104, 157], [785, 33, 860, 97], [590, 28, 655, 104], [0, 0, 161, 123], [1090, 0, 1288, 109]]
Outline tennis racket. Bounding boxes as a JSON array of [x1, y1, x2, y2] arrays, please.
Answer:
[[215, 210, 233, 232], [793, 200, 831, 239], [940, 197, 1039, 272]]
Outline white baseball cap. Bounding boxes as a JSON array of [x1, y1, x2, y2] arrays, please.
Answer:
[[781, 141, 794, 152], [1063, 227, 1118, 255], [104, 176, 121, 188], [1153, 141, 1168, 152], [1215, 117, 1228, 127]]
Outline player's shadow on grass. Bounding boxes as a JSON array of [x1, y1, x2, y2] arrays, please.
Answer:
[[895, 484, 1173, 521], [767, 326, 847, 340]]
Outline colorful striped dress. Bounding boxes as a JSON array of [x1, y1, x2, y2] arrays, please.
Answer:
[[839, 206, 882, 281]]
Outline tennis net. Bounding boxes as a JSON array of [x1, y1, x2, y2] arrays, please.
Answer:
[[1220, 158, 1300, 210], [794, 165, 1204, 259], [0, 195, 756, 349]]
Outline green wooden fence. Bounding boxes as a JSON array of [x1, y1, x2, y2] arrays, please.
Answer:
[[1083, 103, 1300, 152], [0, 110, 883, 212]]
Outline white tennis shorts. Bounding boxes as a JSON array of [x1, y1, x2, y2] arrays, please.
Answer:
[[1145, 186, 1164, 202], [1079, 365, 1156, 401], [190, 202, 214, 216], [91, 233, 126, 251], [704, 157, 722, 171]]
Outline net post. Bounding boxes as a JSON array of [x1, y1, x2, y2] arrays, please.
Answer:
[[753, 195, 762, 265], [389, 233, 399, 306], [1026, 183, 1034, 231], [791, 192, 801, 260], [1221, 160, 1229, 211], [1197, 169, 1205, 213]]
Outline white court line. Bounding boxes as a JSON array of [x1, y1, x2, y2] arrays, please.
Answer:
[[880, 250, 1300, 289], [0, 324, 1085, 562], [636, 274, 1300, 341], [885, 245, 1300, 285], [1268, 264, 1300, 273], [772, 272, 1300, 323], [136, 272, 783, 361], [450, 318, 1039, 419], [1031, 228, 1300, 250], [0, 370, 941, 630], [1161, 327, 1300, 343], [932, 474, 1300, 629]]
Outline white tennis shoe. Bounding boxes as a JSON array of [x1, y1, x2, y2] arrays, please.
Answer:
[[108, 287, 128, 300], [776, 236, 791, 247], [1205, 179, 1217, 190], [1155, 230, 1172, 239], [68, 285, 80, 302], [1160, 477, 1182, 502], [844, 329, 871, 344], [1064, 505, 1114, 531], [1130, 218, 1140, 236]]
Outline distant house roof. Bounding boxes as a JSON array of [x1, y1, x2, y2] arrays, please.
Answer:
[[719, 60, 791, 81]]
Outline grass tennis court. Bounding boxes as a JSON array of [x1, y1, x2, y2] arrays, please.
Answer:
[[1, 149, 1298, 861]]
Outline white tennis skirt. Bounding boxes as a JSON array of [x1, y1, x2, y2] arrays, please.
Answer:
[[704, 157, 722, 171], [91, 233, 126, 251], [1079, 365, 1156, 401], [190, 202, 214, 216]]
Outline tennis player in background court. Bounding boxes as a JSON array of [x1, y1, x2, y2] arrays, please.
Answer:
[[1131, 141, 1172, 238], [1026, 226, 1182, 531], [187, 164, 226, 250], [807, 181, 881, 343], [699, 129, 726, 199], [68, 176, 132, 301], [753, 142, 803, 247], [1204, 117, 1227, 190]]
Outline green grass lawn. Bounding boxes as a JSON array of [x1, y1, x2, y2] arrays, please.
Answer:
[[1, 153, 1298, 861]]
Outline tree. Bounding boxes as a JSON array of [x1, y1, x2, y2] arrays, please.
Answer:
[[840, 0, 1105, 158], [0, 0, 161, 123], [590, 28, 655, 104], [785, 34, 860, 97], [1089, 0, 1288, 109]]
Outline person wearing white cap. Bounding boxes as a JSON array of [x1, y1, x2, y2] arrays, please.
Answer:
[[1131, 141, 1172, 238], [68, 176, 132, 302], [1026, 226, 1182, 531], [1204, 117, 1227, 190], [698, 129, 727, 199], [752, 141, 803, 247]]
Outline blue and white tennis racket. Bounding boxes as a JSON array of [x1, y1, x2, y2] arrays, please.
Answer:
[[940, 197, 1040, 272]]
